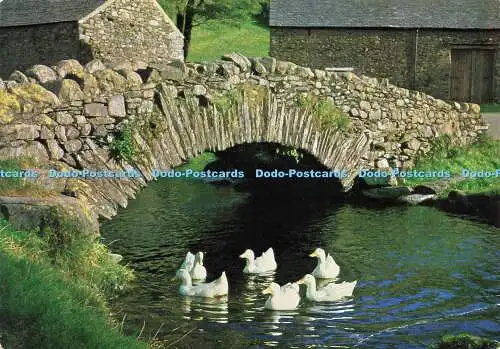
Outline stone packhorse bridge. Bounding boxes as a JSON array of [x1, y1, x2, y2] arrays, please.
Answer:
[[0, 54, 487, 232]]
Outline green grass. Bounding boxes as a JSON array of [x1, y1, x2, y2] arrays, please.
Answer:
[[404, 135, 500, 195], [480, 104, 500, 113], [0, 158, 55, 197], [188, 20, 270, 62], [0, 219, 148, 349]]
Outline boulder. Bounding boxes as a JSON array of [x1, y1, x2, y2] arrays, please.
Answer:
[[222, 53, 251, 72], [250, 58, 267, 75], [93, 69, 127, 92], [0, 195, 99, 237], [157, 60, 187, 81], [9, 70, 30, 84], [85, 59, 106, 74], [45, 139, 65, 160], [64, 71, 100, 96], [8, 83, 60, 106], [25, 65, 58, 84], [0, 141, 49, 162], [64, 139, 83, 153], [362, 186, 413, 200], [55, 59, 84, 78], [55, 111, 74, 125], [47, 79, 85, 102], [398, 194, 438, 205], [258, 57, 277, 73], [116, 68, 143, 88]]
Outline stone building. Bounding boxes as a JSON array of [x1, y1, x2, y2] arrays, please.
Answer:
[[0, 0, 184, 78], [269, 0, 500, 103]]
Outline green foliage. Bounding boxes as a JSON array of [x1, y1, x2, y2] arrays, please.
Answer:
[[212, 83, 268, 111], [176, 152, 218, 171], [188, 20, 269, 62], [276, 147, 304, 164], [110, 125, 136, 162], [405, 135, 500, 195], [213, 89, 242, 111], [160, 0, 262, 25], [430, 333, 498, 349], [0, 219, 142, 349], [296, 93, 350, 132]]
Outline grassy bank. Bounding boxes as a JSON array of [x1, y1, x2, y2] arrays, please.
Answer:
[[188, 20, 269, 62], [404, 136, 500, 196], [0, 219, 148, 349]]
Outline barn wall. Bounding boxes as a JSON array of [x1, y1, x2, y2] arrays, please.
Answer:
[[270, 27, 500, 102]]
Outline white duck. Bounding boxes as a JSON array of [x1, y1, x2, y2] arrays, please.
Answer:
[[239, 248, 277, 274], [173, 268, 228, 298], [262, 282, 300, 310], [191, 251, 207, 280], [180, 251, 195, 272], [309, 247, 340, 279], [297, 274, 357, 302]]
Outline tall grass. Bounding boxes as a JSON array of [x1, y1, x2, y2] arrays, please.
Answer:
[[0, 219, 147, 349]]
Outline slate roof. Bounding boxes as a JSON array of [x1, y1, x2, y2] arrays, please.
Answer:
[[0, 0, 106, 27], [269, 0, 500, 29]]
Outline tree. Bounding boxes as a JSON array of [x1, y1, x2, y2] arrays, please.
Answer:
[[158, 0, 262, 59]]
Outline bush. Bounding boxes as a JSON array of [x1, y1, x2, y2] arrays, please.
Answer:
[[110, 125, 136, 162]]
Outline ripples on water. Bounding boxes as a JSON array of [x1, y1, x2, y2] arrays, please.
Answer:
[[101, 179, 500, 348]]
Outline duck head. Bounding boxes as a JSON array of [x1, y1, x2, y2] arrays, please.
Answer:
[[195, 251, 205, 265], [239, 249, 255, 260], [262, 282, 281, 295], [172, 268, 190, 282], [309, 248, 326, 260]]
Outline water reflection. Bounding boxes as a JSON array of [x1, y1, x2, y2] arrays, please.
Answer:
[[241, 273, 275, 321], [180, 296, 229, 323]]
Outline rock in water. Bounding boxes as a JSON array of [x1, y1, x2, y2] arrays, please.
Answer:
[[362, 186, 413, 200], [398, 194, 438, 205]]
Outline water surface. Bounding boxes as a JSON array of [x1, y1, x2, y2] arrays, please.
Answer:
[[101, 178, 500, 348]]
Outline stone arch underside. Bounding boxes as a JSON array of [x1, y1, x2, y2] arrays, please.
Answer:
[[145, 86, 371, 182]]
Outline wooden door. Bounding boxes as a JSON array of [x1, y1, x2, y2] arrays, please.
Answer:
[[450, 49, 495, 103]]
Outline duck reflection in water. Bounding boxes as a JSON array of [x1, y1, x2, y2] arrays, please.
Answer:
[[180, 296, 229, 324]]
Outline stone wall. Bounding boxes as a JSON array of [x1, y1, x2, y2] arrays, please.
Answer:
[[0, 22, 80, 79], [0, 54, 488, 223], [79, 0, 184, 66], [270, 28, 500, 102]]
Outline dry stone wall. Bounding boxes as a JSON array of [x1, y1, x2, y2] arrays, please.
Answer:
[[79, 0, 184, 66], [270, 28, 500, 102], [0, 54, 488, 224]]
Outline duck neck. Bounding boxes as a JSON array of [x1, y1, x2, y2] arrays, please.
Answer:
[[181, 274, 192, 287], [245, 256, 255, 269], [306, 281, 317, 299], [316, 255, 325, 268]]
